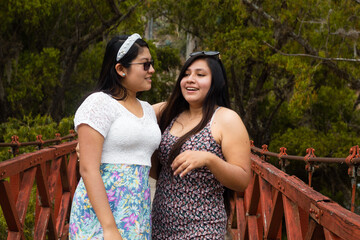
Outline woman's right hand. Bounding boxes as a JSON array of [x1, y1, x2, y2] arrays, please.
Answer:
[[103, 226, 123, 240]]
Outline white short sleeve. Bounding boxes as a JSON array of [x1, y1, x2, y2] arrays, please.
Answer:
[[74, 92, 116, 138]]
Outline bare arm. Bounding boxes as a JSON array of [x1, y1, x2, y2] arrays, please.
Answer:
[[205, 109, 251, 191], [77, 125, 123, 239], [171, 108, 251, 192], [152, 102, 166, 122]]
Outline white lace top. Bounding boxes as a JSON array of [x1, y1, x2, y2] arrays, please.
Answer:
[[74, 92, 161, 166]]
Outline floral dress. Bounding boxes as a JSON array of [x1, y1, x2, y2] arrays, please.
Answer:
[[152, 112, 227, 239], [69, 164, 152, 239]]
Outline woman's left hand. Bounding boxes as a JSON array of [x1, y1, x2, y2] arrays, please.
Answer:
[[171, 150, 213, 178]]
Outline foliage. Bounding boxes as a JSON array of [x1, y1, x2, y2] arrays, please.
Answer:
[[0, 115, 74, 162], [141, 43, 182, 104], [270, 86, 360, 157], [148, 0, 360, 140], [0, 0, 149, 121], [65, 42, 104, 114], [147, 0, 360, 212], [6, 48, 61, 118]]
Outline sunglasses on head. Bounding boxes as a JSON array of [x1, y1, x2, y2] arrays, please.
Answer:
[[190, 51, 220, 58], [128, 59, 154, 71]]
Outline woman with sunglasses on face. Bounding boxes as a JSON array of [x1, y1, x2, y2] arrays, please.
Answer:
[[69, 34, 161, 240], [151, 51, 251, 239]]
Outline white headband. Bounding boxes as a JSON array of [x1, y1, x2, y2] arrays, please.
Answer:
[[116, 33, 142, 61]]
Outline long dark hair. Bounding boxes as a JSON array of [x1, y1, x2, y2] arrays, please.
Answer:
[[159, 54, 230, 158], [158, 53, 233, 217], [96, 35, 149, 99]]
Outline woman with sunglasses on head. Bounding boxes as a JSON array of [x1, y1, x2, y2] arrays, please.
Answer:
[[151, 51, 251, 239], [69, 34, 161, 240]]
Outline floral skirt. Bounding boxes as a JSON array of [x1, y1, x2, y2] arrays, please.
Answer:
[[69, 163, 151, 240]]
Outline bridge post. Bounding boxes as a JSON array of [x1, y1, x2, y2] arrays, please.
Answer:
[[304, 148, 316, 187], [261, 144, 268, 161], [278, 147, 288, 173], [346, 145, 359, 212]]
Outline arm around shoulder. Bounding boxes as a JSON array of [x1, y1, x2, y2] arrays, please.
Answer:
[[152, 102, 166, 122]]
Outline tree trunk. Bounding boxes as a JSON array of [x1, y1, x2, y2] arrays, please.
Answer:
[[49, 0, 141, 121], [186, 33, 197, 57], [230, 64, 244, 116], [50, 48, 80, 121], [0, 75, 7, 122]]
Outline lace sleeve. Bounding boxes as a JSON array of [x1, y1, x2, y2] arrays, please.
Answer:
[[74, 92, 116, 138]]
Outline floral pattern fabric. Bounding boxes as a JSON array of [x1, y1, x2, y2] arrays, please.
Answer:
[[69, 163, 151, 240], [152, 115, 227, 239]]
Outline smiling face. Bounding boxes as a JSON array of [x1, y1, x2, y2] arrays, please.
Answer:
[[117, 47, 155, 96], [180, 59, 212, 108]]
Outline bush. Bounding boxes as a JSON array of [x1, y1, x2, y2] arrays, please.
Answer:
[[0, 114, 74, 161]]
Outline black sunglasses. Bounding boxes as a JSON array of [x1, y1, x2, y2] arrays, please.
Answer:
[[129, 59, 154, 71], [190, 51, 220, 58]]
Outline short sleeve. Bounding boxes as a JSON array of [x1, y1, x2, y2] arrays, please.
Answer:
[[74, 92, 116, 138]]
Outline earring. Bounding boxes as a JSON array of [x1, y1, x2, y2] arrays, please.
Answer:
[[122, 73, 126, 77]]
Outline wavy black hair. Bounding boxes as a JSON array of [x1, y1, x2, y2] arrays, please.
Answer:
[[96, 35, 149, 99]]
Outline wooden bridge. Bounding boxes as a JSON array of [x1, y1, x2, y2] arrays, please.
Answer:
[[0, 134, 360, 239]]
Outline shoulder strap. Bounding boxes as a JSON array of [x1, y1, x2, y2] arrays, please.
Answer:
[[210, 107, 221, 126]]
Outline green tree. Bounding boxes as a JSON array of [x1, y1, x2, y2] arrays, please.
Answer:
[[148, 0, 360, 143], [1, 0, 147, 121], [148, 0, 360, 211]]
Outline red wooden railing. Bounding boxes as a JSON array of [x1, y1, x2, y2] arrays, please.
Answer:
[[0, 131, 77, 157], [252, 143, 360, 212], [0, 139, 79, 239], [228, 144, 360, 240], [1, 136, 360, 239]]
